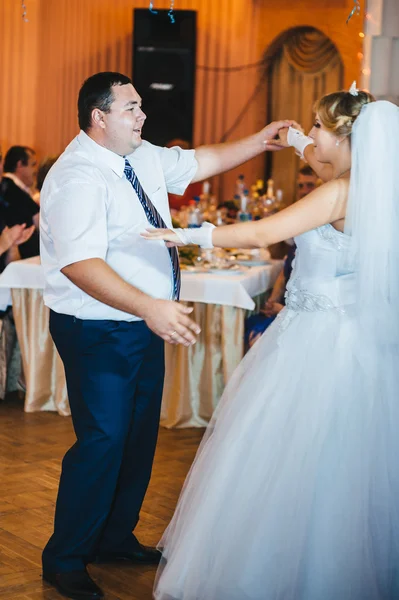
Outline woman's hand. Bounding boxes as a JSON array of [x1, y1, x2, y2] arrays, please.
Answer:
[[262, 300, 284, 318], [0, 223, 35, 254], [12, 224, 36, 246], [248, 331, 262, 348], [141, 228, 185, 248], [269, 128, 289, 149], [289, 120, 305, 134], [261, 120, 294, 151]]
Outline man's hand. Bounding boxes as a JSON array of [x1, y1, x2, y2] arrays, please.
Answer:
[[193, 119, 294, 182], [262, 300, 284, 318], [289, 120, 305, 134], [143, 299, 201, 346], [267, 121, 305, 150], [61, 259, 202, 339], [260, 120, 294, 151], [0, 224, 35, 254]]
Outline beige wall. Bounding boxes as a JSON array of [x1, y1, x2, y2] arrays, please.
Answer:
[[0, 0, 363, 198]]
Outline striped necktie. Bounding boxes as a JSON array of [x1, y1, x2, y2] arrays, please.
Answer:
[[124, 158, 181, 300]]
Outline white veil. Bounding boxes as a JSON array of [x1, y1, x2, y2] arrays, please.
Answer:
[[345, 100, 399, 347]]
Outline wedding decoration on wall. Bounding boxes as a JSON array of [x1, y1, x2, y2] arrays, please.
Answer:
[[21, 0, 28, 22], [149, 1, 175, 23], [19, 0, 359, 27], [347, 0, 361, 24]]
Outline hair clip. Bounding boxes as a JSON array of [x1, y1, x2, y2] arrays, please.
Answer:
[[349, 81, 359, 96]]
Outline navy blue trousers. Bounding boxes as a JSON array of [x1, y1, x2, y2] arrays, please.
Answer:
[[42, 311, 165, 573]]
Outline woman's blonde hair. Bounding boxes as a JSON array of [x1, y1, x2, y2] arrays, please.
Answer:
[[314, 89, 375, 137]]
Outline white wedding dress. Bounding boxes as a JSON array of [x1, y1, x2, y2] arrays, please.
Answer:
[[154, 221, 399, 600]]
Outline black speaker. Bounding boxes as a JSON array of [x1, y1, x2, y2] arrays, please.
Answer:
[[133, 9, 197, 147]]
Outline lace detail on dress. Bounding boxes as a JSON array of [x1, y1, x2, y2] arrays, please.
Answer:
[[317, 225, 356, 274], [277, 277, 343, 338], [285, 279, 336, 313], [317, 224, 344, 249], [276, 308, 298, 334], [275, 225, 354, 337]]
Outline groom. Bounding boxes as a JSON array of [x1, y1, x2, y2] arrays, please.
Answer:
[[40, 71, 288, 599]]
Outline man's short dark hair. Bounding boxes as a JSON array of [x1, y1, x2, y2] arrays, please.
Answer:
[[299, 165, 316, 177], [4, 146, 35, 173], [78, 72, 132, 132], [37, 155, 59, 191]]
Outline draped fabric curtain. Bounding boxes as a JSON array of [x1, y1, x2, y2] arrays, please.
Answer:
[[268, 28, 344, 204]]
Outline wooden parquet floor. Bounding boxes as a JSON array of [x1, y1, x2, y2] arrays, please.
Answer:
[[0, 393, 204, 600]]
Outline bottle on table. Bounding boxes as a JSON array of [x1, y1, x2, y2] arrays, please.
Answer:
[[178, 205, 189, 227], [201, 181, 211, 202], [251, 195, 263, 221], [263, 178, 276, 216], [249, 184, 258, 202], [237, 191, 252, 222], [200, 181, 211, 215], [235, 174, 247, 197], [206, 201, 218, 224], [215, 209, 224, 226], [187, 197, 203, 228], [233, 194, 241, 209], [201, 181, 219, 224], [256, 179, 265, 196], [275, 189, 284, 209]]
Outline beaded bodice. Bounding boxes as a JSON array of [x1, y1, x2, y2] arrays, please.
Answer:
[[284, 224, 356, 314]]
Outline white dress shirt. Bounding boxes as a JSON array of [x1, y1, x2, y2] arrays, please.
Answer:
[[40, 131, 198, 321]]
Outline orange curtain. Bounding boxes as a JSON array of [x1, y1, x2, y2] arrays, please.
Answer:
[[0, 1, 360, 202], [269, 28, 344, 205]]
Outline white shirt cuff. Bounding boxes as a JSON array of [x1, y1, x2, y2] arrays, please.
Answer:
[[173, 222, 215, 249]]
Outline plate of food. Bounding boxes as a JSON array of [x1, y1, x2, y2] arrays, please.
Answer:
[[183, 266, 205, 274], [235, 259, 271, 266], [206, 268, 245, 276]]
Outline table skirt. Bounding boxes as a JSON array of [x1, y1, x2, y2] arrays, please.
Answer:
[[11, 289, 265, 427]]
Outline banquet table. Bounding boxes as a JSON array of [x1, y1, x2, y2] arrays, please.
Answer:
[[0, 256, 282, 427]]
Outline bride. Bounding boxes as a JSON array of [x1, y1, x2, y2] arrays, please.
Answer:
[[143, 87, 399, 600]]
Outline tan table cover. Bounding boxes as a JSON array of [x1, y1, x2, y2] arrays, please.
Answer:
[[11, 290, 265, 427], [12, 289, 69, 416]]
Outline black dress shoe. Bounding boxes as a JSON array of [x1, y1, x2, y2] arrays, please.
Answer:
[[42, 568, 104, 599], [94, 543, 162, 565]]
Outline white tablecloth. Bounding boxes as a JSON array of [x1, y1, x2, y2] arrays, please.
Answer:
[[0, 257, 43, 309], [0, 256, 282, 311]]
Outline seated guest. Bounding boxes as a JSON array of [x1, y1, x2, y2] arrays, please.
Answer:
[[245, 166, 318, 348], [0, 150, 36, 401], [0, 149, 35, 267], [32, 155, 59, 205], [0, 223, 36, 258], [0, 146, 40, 258]]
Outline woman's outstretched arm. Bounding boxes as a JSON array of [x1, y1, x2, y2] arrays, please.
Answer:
[[141, 178, 348, 250], [210, 178, 347, 248]]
